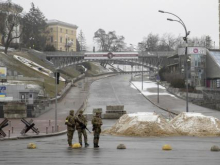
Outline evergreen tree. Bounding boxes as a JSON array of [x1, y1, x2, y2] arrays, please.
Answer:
[[22, 3, 47, 50]]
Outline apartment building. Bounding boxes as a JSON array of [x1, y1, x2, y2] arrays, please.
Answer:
[[46, 20, 78, 52]]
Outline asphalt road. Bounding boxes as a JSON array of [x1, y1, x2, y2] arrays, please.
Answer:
[[0, 132, 220, 165], [85, 74, 169, 117], [0, 74, 220, 165]]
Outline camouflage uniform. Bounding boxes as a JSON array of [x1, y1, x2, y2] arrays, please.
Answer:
[[65, 110, 76, 147], [75, 110, 89, 147], [92, 112, 103, 148]]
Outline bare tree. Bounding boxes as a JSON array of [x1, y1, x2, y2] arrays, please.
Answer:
[[111, 35, 125, 52], [94, 28, 125, 52], [77, 29, 87, 51], [159, 33, 177, 51], [0, 0, 23, 54], [93, 28, 107, 51], [141, 33, 159, 51]]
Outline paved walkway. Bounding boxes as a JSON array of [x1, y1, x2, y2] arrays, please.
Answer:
[[131, 80, 220, 119]]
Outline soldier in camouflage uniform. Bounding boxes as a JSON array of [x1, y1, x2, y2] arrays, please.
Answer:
[[75, 110, 89, 147], [92, 111, 103, 148], [65, 110, 76, 147]]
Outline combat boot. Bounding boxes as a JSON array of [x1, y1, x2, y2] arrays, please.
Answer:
[[94, 143, 98, 148], [85, 143, 89, 147], [95, 143, 99, 148]]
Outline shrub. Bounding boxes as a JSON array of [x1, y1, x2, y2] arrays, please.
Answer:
[[170, 78, 185, 88], [44, 44, 56, 51], [82, 62, 91, 70]]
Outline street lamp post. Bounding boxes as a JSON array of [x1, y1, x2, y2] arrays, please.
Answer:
[[54, 70, 59, 132], [159, 10, 190, 112], [157, 53, 160, 104], [130, 43, 144, 87], [29, 37, 34, 49], [137, 42, 144, 90]]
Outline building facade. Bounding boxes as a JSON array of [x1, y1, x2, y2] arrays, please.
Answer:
[[167, 47, 220, 89], [46, 20, 78, 52]]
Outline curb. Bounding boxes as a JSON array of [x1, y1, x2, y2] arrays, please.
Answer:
[[0, 130, 67, 141], [130, 81, 179, 116]]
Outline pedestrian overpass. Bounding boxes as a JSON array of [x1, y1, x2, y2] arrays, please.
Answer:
[[45, 51, 174, 70]]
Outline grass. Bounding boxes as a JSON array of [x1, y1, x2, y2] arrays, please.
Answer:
[[1, 50, 106, 98]]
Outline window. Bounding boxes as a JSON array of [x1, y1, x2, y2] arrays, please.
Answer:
[[217, 79, 220, 88], [60, 28, 62, 33], [51, 36, 53, 43], [60, 37, 62, 43]]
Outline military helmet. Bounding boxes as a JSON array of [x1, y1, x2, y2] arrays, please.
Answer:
[[79, 110, 83, 114], [69, 110, 74, 115]]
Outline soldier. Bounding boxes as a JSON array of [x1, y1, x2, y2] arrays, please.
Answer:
[[75, 110, 89, 147], [65, 110, 76, 147], [92, 111, 103, 148]]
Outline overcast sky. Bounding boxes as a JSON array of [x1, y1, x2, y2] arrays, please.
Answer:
[[11, 0, 219, 50]]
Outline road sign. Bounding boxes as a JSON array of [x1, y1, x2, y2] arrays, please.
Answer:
[[156, 74, 160, 81]]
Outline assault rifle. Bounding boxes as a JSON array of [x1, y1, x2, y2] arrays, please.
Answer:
[[76, 119, 91, 133]]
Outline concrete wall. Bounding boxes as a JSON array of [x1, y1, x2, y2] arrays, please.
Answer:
[[1, 84, 26, 101], [3, 102, 26, 118], [206, 50, 220, 78]]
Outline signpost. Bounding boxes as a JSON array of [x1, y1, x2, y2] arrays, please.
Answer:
[[54, 71, 60, 132], [156, 74, 160, 104]]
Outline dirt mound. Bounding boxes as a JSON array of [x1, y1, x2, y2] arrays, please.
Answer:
[[103, 112, 178, 137], [170, 112, 220, 136]]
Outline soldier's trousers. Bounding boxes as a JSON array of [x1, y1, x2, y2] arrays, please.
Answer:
[[67, 130, 75, 146], [94, 132, 100, 145], [77, 129, 88, 144]]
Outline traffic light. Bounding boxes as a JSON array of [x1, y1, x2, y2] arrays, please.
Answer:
[[54, 72, 60, 84]]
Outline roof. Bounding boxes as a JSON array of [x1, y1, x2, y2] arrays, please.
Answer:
[[47, 20, 78, 29], [167, 54, 179, 59]]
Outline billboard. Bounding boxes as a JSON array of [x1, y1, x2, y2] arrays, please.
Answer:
[[84, 52, 139, 60], [0, 67, 7, 78], [0, 86, 6, 97], [178, 47, 206, 55]]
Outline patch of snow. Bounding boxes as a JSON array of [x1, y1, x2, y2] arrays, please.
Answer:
[[128, 112, 158, 122], [103, 112, 177, 137], [13, 55, 65, 81], [171, 112, 220, 136], [131, 81, 177, 98], [184, 112, 204, 117]]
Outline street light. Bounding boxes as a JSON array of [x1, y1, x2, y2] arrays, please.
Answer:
[[157, 53, 160, 104], [29, 37, 34, 49], [130, 43, 144, 90], [159, 10, 190, 112]]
